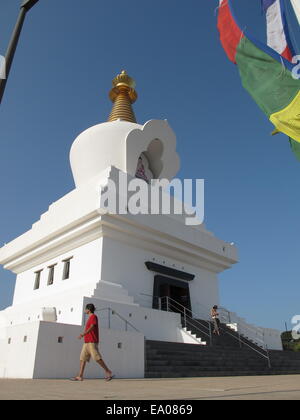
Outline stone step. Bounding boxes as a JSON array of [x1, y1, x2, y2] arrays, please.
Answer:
[[146, 348, 266, 358], [146, 354, 268, 363], [147, 357, 258, 364], [182, 328, 203, 342], [146, 365, 272, 373], [145, 339, 300, 378], [185, 319, 266, 350], [146, 359, 269, 366], [146, 340, 259, 351], [145, 370, 300, 378], [92, 281, 139, 306], [147, 355, 267, 364]]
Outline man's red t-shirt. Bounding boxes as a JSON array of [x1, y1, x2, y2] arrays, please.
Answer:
[[84, 314, 99, 343]]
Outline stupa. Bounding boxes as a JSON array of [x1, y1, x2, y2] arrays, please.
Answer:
[[0, 71, 282, 379]]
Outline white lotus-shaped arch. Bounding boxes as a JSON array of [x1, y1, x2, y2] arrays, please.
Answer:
[[126, 120, 180, 181]]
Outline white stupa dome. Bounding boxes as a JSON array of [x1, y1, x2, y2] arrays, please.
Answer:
[[70, 120, 142, 187], [69, 71, 180, 187]]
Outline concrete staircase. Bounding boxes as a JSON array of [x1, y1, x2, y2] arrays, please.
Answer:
[[145, 319, 300, 378], [92, 280, 139, 306], [181, 327, 206, 345], [145, 340, 300, 378], [186, 318, 264, 350]]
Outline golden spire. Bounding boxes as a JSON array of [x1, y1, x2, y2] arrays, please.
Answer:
[[108, 70, 138, 123]]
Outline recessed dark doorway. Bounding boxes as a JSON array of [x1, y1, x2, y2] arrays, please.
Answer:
[[153, 275, 191, 314]]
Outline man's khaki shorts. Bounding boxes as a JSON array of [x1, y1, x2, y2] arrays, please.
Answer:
[[80, 343, 102, 363]]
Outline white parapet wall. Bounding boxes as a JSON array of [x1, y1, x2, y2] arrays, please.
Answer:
[[0, 322, 40, 378], [219, 309, 283, 351], [190, 304, 283, 351], [0, 321, 145, 379], [261, 328, 283, 351], [82, 296, 186, 344]]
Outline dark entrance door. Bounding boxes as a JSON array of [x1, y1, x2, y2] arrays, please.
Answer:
[[153, 275, 191, 314]]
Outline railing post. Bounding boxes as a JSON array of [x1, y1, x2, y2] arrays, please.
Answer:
[[266, 345, 271, 369], [158, 297, 161, 311], [208, 321, 212, 346], [237, 323, 242, 348], [263, 330, 271, 368], [166, 296, 169, 312], [184, 307, 187, 328], [228, 310, 231, 324]]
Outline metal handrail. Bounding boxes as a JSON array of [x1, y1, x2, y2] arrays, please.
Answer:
[[200, 302, 267, 348], [160, 296, 271, 368], [170, 303, 212, 337], [159, 296, 213, 345], [156, 295, 206, 325], [219, 307, 265, 336], [160, 296, 210, 332], [139, 293, 271, 367], [88, 307, 140, 333], [195, 300, 266, 347], [218, 324, 271, 367], [218, 312, 265, 346], [139, 293, 212, 344], [159, 294, 265, 348]]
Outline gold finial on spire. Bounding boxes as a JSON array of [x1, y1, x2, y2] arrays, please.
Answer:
[[108, 70, 138, 123]]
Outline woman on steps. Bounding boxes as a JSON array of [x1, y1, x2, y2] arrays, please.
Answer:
[[211, 305, 221, 336]]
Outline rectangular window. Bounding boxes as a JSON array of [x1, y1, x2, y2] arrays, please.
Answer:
[[34, 270, 42, 290], [47, 265, 56, 286], [62, 257, 73, 280]]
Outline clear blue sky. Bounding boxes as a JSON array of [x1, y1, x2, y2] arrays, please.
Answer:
[[0, 0, 299, 332]]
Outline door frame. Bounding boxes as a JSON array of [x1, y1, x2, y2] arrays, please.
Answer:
[[152, 275, 191, 311]]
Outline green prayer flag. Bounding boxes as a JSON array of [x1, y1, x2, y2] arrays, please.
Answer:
[[290, 138, 300, 162]]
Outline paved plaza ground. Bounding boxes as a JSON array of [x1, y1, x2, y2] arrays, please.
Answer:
[[0, 375, 300, 400]]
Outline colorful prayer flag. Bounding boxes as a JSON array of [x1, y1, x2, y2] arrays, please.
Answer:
[[217, 0, 300, 147], [261, 0, 294, 61], [290, 0, 300, 25]]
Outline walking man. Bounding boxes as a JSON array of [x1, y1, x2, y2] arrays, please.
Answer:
[[71, 303, 114, 382]]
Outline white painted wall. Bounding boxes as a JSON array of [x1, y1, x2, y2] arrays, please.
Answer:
[[0, 289, 197, 350], [82, 297, 184, 343], [13, 238, 103, 306], [0, 323, 39, 378], [0, 314, 5, 339], [0, 341, 4, 378], [100, 236, 220, 314], [0, 321, 144, 379], [262, 328, 282, 351], [2, 292, 85, 327], [219, 309, 283, 351], [33, 322, 145, 379]]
